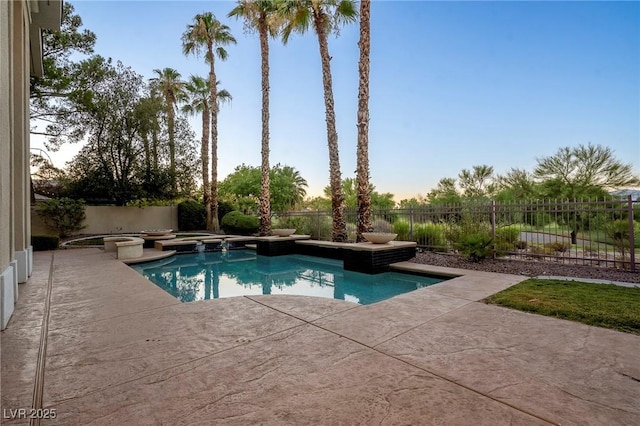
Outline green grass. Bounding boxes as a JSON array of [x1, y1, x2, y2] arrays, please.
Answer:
[[485, 279, 640, 334]]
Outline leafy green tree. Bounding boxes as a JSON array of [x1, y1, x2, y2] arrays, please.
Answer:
[[495, 168, 538, 201], [36, 198, 86, 238], [219, 164, 308, 212], [229, 0, 283, 236], [458, 165, 497, 198], [281, 0, 358, 242], [183, 12, 237, 232], [427, 177, 461, 205], [30, 2, 97, 147], [317, 178, 395, 210], [63, 60, 198, 204], [534, 143, 640, 199]]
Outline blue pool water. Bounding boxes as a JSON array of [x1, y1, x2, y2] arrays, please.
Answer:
[[131, 250, 446, 305]]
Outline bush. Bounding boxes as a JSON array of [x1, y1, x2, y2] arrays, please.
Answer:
[[221, 211, 259, 235], [178, 200, 234, 231], [455, 232, 493, 262], [414, 222, 446, 248], [495, 225, 520, 244], [444, 217, 491, 246], [31, 235, 60, 251], [272, 214, 332, 239], [178, 200, 205, 231], [36, 198, 86, 238], [515, 240, 528, 250], [547, 241, 570, 253], [393, 219, 411, 240], [370, 219, 393, 233]]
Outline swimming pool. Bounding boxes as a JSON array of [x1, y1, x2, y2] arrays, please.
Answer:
[[131, 250, 447, 305]]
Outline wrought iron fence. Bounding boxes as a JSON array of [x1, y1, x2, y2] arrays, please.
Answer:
[[273, 196, 639, 271]]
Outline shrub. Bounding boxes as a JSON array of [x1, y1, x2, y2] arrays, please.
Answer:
[[414, 222, 446, 249], [547, 241, 570, 253], [455, 232, 493, 262], [495, 225, 520, 244], [605, 219, 640, 258], [31, 235, 60, 251], [346, 222, 357, 241], [393, 219, 411, 241], [370, 219, 393, 233], [444, 217, 491, 246], [272, 214, 332, 239], [515, 240, 528, 250], [178, 200, 205, 231], [221, 211, 259, 235], [36, 198, 86, 238]]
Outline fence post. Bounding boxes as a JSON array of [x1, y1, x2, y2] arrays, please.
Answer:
[[628, 195, 636, 271], [409, 206, 414, 240], [491, 199, 496, 259]]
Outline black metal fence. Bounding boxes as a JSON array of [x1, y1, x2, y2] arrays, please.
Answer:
[[273, 196, 639, 271]]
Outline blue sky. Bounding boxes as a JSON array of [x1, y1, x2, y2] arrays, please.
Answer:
[[36, 0, 640, 200]]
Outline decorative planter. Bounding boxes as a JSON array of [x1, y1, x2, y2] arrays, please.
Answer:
[[272, 228, 296, 237], [362, 232, 398, 244]]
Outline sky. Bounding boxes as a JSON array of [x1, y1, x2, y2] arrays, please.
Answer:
[[33, 0, 640, 201]]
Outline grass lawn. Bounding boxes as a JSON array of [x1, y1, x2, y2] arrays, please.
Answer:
[[485, 279, 640, 335]]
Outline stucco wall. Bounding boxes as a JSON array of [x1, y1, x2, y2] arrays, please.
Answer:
[[32, 206, 180, 236], [1, 1, 13, 270]]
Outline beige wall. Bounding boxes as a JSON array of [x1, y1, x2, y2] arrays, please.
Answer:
[[32, 206, 180, 236], [2, 0, 61, 329], [1, 1, 14, 271]]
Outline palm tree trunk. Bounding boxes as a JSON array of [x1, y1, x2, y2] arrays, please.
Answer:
[[209, 44, 220, 232], [151, 123, 159, 171], [356, 0, 372, 242], [259, 17, 271, 237], [167, 104, 176, 195], [313, 9, 347, 242], [202, 104, 212, 231], [142, 131, 151, 175]]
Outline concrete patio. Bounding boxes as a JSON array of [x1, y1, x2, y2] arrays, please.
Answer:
[[1, 248, 639, 425]]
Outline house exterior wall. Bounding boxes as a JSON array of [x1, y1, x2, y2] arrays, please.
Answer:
[[1, 0, 61, 330]]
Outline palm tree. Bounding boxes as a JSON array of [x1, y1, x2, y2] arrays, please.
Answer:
[[229, 0, 282, 237], [355, 0, 371, 242], [281, 0, 357, 242], [150, 68, 184, 195], [182, 13, 236, 232], [181, 75, 232, 231]]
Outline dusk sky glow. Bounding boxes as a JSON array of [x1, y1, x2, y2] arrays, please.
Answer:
[[33, 0, 640, 201]]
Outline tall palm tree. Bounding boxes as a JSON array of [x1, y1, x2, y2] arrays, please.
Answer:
[[229, 0, 282, 237], [281, 0, 357, 242], [182, 13, 236, 232], [150, 68, 184, 195], [181, 75, 232, 231], [355, 0, 371, 242]]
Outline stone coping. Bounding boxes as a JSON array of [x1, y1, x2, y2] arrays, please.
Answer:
[[295, 239, 416, 252], [154, 239, 198, 248], [255, 235, 311, 242], [140, 234, 176, 241], [122, 250, 177, 265], [201, 239, 223, 244], [104, 236, 144, 252]]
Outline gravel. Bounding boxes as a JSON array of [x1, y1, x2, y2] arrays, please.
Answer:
[[411, 250, 640, 284]]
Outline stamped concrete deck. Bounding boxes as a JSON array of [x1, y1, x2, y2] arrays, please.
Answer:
[[1, 248, 639, 425]]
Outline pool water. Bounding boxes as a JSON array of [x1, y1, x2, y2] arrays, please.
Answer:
[[131, 250, 446, 305]]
